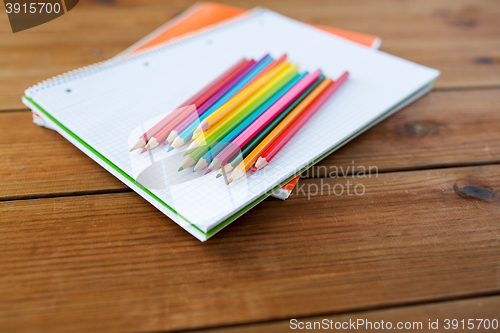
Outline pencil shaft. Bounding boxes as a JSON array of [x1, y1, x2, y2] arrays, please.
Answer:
[[171, 59, 258, 137], [207, 73, 304, 165], [202, 60, 291, 129], [195, 64, 298, 144], [232, 75, 325, 168], [260, 71, 350, 166], [176, 56, 273, 142], [137, 58, 246, 142], [151, 60, 254, 146], [237, 77, 332, 172], [212, 70, 322, 166], [240, 54, 287, 91]]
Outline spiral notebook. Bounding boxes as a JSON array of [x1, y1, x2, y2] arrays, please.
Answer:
[[23, 9, 439, 241], [32, 1, 381, 201]]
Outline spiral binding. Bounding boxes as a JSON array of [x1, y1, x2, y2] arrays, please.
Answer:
[[26, 9, 265, 96]]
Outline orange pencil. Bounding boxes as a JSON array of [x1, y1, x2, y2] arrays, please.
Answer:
[[241, 54, 287, 89], [254, 71, 349, 172], [227, 78, 333, 183], [193, 60, 291, 135]]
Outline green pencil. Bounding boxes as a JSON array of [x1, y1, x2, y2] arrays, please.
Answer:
[[216, 74, 325, 178]]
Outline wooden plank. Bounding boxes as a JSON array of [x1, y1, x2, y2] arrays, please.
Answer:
[[1, 164, 499, 332], [311, 87, 500, 177], [193, 296, 500, 332], [2, 89, 500, 200], [0, 111, 125, 200], [1, 0, 500, 110]]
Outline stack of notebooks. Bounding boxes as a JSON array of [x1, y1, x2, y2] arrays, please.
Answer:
[[25, 3, 439, 241]]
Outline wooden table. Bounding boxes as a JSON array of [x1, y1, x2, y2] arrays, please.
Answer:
[[1, 0, 500, 331]]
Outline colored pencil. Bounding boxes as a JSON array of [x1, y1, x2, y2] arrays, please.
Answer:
[[142, 59, 252, 151], [254, 71, 349, 172], [227, 77, 332, 183], [194, 60, 291, 134], [215, 74, 325, 178], [164, 58, 262, 146], [181, 68, 299, 169], [193, 73, 305, 171], [241, 54, 287, 90], [185, 64, 299, 154], [169, 55, 275, 149], [206, 70, 322, 173], [129, 57, 247, 151]]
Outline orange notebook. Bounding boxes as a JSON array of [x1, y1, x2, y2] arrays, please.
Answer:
[[34, 2, 381, 200]]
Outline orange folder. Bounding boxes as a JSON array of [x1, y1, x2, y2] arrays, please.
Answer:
[[127, 2, 381, 56]]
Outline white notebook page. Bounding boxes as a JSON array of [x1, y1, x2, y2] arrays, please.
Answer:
[[24, 9, 439, 240]]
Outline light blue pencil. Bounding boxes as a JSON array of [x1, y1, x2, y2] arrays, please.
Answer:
[[192, 73, 305, 171], [169, 55, 274, 151]]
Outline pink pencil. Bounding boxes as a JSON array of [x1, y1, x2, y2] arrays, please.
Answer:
[[164, 59, 259, 146], [206, 70, 322, 173], [129, 58, 247, 151], [141, 59, 253, 152]]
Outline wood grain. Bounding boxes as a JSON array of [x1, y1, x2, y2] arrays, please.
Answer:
[[193, 296, 500, 332], [1, 0, 499, 110], [1, 164, 500, 332], [3, 89, 500, 200]]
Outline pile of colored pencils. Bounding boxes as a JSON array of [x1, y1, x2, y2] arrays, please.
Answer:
[[130, 54, 348, 184]]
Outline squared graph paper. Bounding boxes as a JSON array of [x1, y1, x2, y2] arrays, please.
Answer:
[[24, 9, 439, 241]]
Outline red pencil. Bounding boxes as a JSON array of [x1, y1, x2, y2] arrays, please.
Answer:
[[253, 71, 349, 171], [129, 57, 248, 151]]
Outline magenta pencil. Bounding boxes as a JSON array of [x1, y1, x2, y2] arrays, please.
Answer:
[[129, 57, 247, 151], [206, 70, 322, 173], [165, 59, 259, 145]]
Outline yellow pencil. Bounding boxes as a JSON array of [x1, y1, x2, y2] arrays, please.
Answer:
[[185, 64, 299, 153], [193, 60, 291, 135]]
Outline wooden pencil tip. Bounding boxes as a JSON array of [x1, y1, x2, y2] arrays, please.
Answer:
[[163, 140, 169, 146], [182, 152, 189, 157], [140, 148, 147, 154], [167, 147, 174, 152], [252, 166, 258, 172], [216, 174, 222, 179], [204, 168, 212, 175], [178, 167, 184, 172], [226, 178, 233, 185]]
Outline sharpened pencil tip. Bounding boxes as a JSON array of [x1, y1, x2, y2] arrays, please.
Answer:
[[163, 140, 169, 145], [178, 167, 184, 172], [204, 168, 212, 175], [252, 166, 258, 172], [226, 179, 233, 185], [216, 174, 222, 178], [140, 148, 147, 154], [182, 152, 189, 157], [167, 147, 174, 152]]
